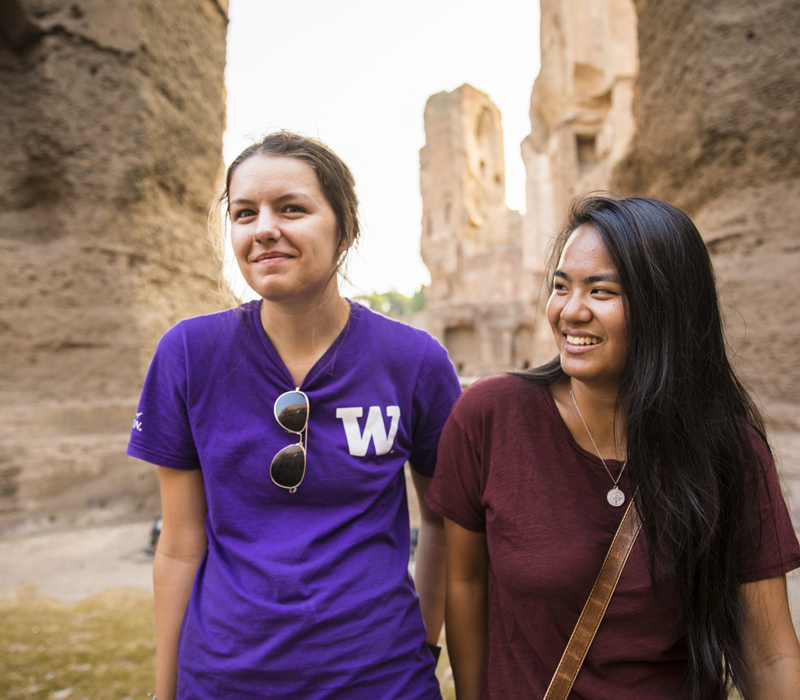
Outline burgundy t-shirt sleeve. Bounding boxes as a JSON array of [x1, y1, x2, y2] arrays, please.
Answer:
[[738, 437, 800, 583], [426, 392, 486, 533]]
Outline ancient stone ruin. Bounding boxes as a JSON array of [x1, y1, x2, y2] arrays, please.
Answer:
[[415, 1, 800, 627], [417, 0, 640, 372], [419, 0, 800, 426], [418, 85, 532, 377], [0, 0, 228, 535], [1, 0, 798, 540]]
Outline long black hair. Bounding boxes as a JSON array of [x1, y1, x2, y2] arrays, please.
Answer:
[[522, 193, 770, 698]]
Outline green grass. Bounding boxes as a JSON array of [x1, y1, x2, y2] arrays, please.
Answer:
[[0, 587, 455, 699], [0, 589, 748, 699], [0, 587, 156, 700]]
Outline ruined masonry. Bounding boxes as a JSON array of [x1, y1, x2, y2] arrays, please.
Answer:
[[418, 85, 534, 378], [0, 0, 228, 535], [416, 0, 800, 631]]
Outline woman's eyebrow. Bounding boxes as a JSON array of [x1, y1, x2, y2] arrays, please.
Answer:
[[585, 273, 620, 283], [553, 270, 620, 283], [273, 192, 312, 204], [230, 192, 313, 207]]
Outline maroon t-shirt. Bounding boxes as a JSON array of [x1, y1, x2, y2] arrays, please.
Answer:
[[427, 374, 800, 700]]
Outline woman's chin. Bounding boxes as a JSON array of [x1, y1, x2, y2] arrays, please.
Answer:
[[255, 281, 340, 309], [559, 358, 621, 390]]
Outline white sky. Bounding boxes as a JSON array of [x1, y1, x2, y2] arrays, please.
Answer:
[[223, 0, 541, 297]]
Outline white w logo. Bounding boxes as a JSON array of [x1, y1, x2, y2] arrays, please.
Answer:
[[336, 406, 401, 456]]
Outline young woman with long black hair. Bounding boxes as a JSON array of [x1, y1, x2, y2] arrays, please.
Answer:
[[427, 194, 800, 699]]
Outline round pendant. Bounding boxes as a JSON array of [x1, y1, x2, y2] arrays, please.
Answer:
[[607, 487, 625, 507]]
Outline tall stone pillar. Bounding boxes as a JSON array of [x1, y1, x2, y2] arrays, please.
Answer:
[[418, 85, 530, 377], [521, 0, 638, 364], [0, 0, 228, 534]]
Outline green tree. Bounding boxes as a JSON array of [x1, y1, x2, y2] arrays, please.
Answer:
[[354, 287, 427, 317]]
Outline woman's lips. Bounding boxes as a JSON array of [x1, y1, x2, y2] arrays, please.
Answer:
[[566, 334, 601, 345], [252, 252, 293, 265], [564, 334, 603, 353]]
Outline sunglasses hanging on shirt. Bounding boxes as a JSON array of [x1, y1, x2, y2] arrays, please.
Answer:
[[271, 389, 309, 493]]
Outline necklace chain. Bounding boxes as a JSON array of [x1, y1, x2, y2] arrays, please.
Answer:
[[570, 389, 628, 506]]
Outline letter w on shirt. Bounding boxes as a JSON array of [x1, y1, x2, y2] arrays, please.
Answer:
[[336, 406, 401, 456]]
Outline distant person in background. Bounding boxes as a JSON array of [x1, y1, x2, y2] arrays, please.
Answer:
[[128, 131, 461, 700], [428, 194, 800, 699]]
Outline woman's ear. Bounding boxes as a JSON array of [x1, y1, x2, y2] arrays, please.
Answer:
[[335, 230, 351, 261]]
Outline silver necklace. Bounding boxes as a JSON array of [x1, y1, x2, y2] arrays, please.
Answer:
[[569, 389, 628, 507]]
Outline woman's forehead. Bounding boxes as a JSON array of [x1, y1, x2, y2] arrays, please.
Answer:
[[230, 155, 321, 195], [559, 224, 616, 271]]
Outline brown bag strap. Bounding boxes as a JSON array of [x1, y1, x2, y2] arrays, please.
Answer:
[[543, 500, 643, 700]]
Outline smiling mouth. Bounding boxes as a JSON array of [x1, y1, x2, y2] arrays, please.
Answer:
[[566, 334, 602, 346], [252, 252, 292, 262]]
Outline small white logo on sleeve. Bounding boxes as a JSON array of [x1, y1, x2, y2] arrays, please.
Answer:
[[336, 406, 400, 456], [132, 412, 143, 432]]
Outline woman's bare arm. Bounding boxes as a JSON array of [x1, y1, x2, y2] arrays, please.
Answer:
[[153, 465, 208, 700], [411, 469, 447, 646], [444, 517, 489, 700], [741, 574, 800, 699]]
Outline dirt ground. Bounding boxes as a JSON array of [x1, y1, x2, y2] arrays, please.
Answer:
[[0, 521, 155, 602], [0, 518, 456, 700], [0, 470, 422, 601], [0, 439, 797, 700]]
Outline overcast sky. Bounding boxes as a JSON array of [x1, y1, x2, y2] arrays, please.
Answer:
[[223, 0, 541, 298]]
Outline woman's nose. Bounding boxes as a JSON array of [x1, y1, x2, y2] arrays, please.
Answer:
[[561, 293, 592, 322], [254, 209, 281, 243]]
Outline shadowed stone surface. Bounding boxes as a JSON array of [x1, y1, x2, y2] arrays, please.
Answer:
[[614, 0, 800, 406], [0, 0, 228, 535]]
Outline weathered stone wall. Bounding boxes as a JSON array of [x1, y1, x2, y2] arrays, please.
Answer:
[[613, 0, 800, 407], [522, 0, 638, 274], [0, 0, 228, 535], [418, 85, 532, 377], [521, 0, 638, 364]]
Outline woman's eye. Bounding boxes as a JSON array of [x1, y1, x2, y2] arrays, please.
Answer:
[[283, 204, 305, 214], [553, 282, 567, 292], [233, 209, 255, 220]]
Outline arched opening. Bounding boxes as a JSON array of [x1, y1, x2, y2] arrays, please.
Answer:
[[445, 325, 478, 376], [512, 325, 534, 370]]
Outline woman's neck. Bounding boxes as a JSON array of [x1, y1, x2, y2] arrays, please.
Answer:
[[259, 285, 351, 388], [552, 377, 626, 461]]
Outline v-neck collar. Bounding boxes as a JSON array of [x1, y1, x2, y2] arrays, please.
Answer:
[[543, 383, 626, 471], [249, 299, 361, 391]]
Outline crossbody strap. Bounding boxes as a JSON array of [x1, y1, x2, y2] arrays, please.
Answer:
[[543, 500, 643, 700]]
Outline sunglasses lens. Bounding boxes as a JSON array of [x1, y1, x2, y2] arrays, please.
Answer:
[[271, 445, 306, 489], [274, 391, 308, 433]]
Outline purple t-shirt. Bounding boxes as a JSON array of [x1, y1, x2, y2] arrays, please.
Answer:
[[127, 300, 461, 700], [427, 374, 800, 700]]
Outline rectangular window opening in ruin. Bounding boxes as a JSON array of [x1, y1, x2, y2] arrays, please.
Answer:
[[576, 134, 598, 172]]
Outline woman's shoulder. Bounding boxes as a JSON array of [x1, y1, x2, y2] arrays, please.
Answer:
[[157, 303, 258, 354], [351, 300, 437, 340], [349, 301, 452, 364], [461, 372, 548, 399], [453, 373, 551, 423]]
